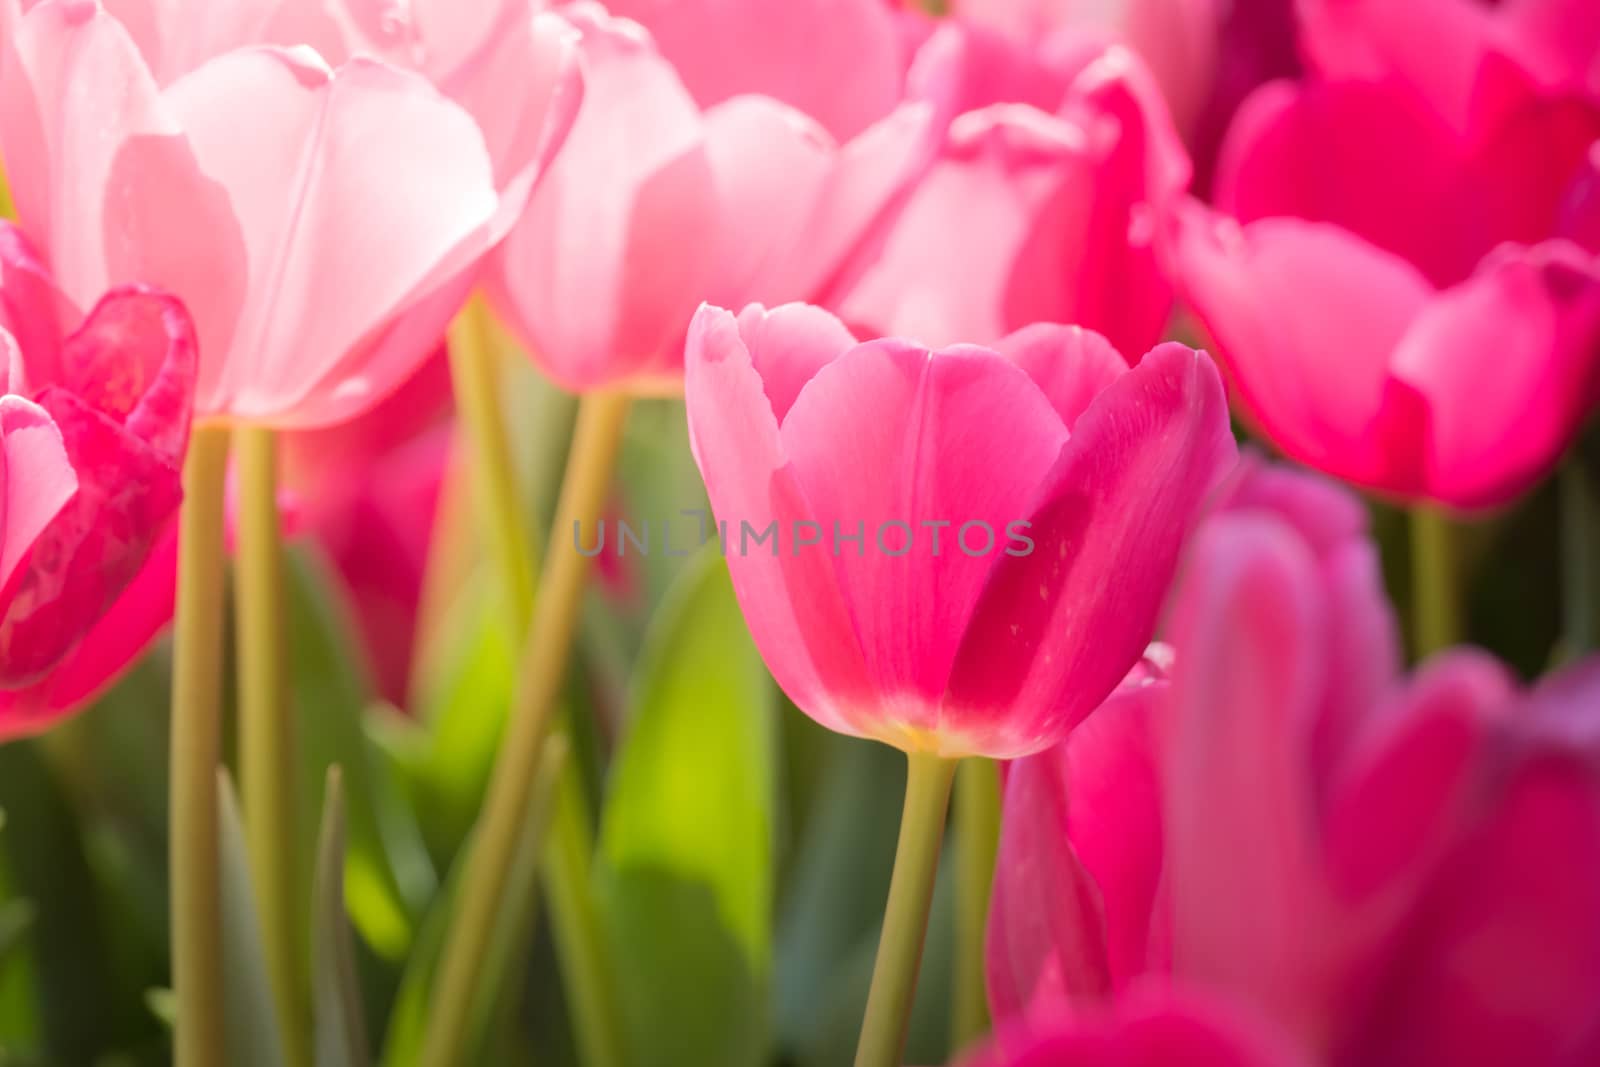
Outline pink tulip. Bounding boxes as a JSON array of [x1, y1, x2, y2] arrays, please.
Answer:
[[0, 0, 579, 428], [485, 1, 946, 393], [959, 988, 1307, 1067], [1171, 0, 1600, 509], [683, 302, 1235, 758], [988, 458, 1600, 1064], [0, 223, 196, 736], [829, 37, 1188, 355]]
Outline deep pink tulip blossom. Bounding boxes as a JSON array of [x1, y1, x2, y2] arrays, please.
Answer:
[[0, 0, 580, 428], [830, 33, 1189, 356], [0, 224, 196, 737], [486, 0, 947, 394], [1171, 0, 1600, 509], [684, 302, 1235, 758], [988, 460, 1600, 1064], [959, 989, 1308, 1067]]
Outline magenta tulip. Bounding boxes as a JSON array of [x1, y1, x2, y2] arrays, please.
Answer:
[[0, 0, 579, 428], [0, 223, 196, 736], [831, 32, 1188, 356], [684, 302, 1235, 758], [485, 1, 946, 393], [988, 458, 1600, 1064], [960, 990, 1307, 1067], [1171, 0, 1600, 508]]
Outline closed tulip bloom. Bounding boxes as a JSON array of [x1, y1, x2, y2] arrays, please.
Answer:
[[1171, 0, 1600, 508], [0, 0, 579, 428], [486, 1, 946, 393], [988, 460, 1600, 1064], [830, 40, 1188, 356], [0, 224, 196, 735], [684, 302, 1235, 758]]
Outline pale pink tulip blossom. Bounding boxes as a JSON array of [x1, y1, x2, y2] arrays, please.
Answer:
[[486, 0, 949, 393], [0, 0, 580, 428]]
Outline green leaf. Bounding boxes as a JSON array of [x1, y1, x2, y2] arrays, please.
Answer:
[[313, 768, 370, 1067], [286, 548, 437, 959], [0, 742, 116, 1062], [378, 739, 569, 1067], [596, 550, 777, 1067], [216, 770, 290, 1067]]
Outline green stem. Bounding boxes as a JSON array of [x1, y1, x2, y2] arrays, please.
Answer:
[[856, 751, 958, 1067], [1409, 505, 1461, 658], [447, 293, 537, 631], [418, 388, 632, 1067], [234, 426, 308, 1067], [951, 758, 999, 1050], [170, 426, 231, 1067], [1561, 459, 1597, 657]]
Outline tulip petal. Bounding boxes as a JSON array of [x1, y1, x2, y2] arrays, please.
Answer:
[[601, 0, 906, 143], [836, 103, 1092, 347], [701, 95, 834, 309], [56, 287, 196, 461], [964, 990, 1309, 1067], [0, 0, 221, 313], [942, 343, 1234, 756], [1157, 511, 1328, 1029], [1389, 241, 1600, 508], [489, 10, 719, 390], [1323, 651, 1513, 904], [162, 48, 496, 423], [989, 744, 1114, 1023], [0, 521, 176, 735], [1347, 759, 1600, 1067], [0, 387, 75, 594], [991, 323, 1129, 432], [778, 337, 1068, 748], [1169, 207, 1434, 493], [732, 302, 857, 424], [683, 304, 875, 737]]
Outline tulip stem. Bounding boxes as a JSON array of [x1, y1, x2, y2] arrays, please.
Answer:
[[1561, 459, 1598, 656], [856, 751, 958, 1067], [234, 425, 309, 1067], [419, 387, 632, 1067], [170, 426, 231, 1067], [447, 293, 538, 629], [952, 757, 999, 1050], [1410, 505, 1461, 658]]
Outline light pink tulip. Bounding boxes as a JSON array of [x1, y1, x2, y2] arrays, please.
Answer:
[[684, 302, 1235, 758], [988, 459, 1600, 1064], [0, 223, 196, 736], [486, 1, 945, 393], [959, 988, 1307, 1067], [831, 39, 1188, 355], [0, 0, 579, 428], [1172, 0, 1600, 509]]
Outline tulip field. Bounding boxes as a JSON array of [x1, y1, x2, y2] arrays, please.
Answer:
[[1, 1, 1599, 1066]]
